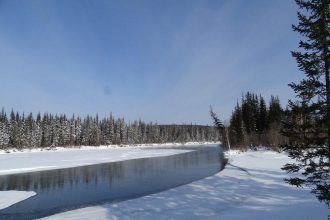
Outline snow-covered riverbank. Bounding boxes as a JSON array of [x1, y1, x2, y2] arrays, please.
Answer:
[[0, 143, 205, 212], [42, 150, 329, 220], [0, 142, 219, 155], [0, 144, 205, 175]]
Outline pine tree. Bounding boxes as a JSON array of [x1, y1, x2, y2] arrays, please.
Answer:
[[75, 116, 82, 145], [241, 92, 258, 134], [69, 115, 76, 146], [51, 116, 60, 147], [114, 118, 121, 145], [34, 115, 42, 147], [119, 118, 126, 144], [225, 92, 284, 149], [41, 113, 51, 147], [9, 110, 18, 148], [0, 109, 9, 149], [210, 107, 224, 131], [210, 107, 225, 146], [108, 115, 115, 145], [281, 0, 330, 206], [268, 95, 282, 125], [229, 103, 246, 147], [18, 113, 25, 148], [258, 95, 268, 133], [25, 113, 34, 148]]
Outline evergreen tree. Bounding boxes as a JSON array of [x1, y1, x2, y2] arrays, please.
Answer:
[[25, 113, 34, 148], [108, 115, 115, 144], [225, 92, 284, 149], [69, 115, 76, 146], [0, 109, 9, 149], [268, 95, 282, 125], [34, 115, 42, 147], [229, 103, 246, 147], [74, 116, 82, 145], [281, 0, 330, 206], [17, 113, 25, 148], [51, 116, 60, 147], [210, 107, 224, 132], [91, 115, 101, 146], [241, 92, 258, 134], [258, 95, 268, 133], [41, 113, 49, 147], [210, 107, 225, 146]]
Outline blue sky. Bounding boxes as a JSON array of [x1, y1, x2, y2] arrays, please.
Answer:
[[0, 0, 301, 124]]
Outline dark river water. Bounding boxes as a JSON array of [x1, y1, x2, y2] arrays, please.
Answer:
[[0, 145, 224, 219]]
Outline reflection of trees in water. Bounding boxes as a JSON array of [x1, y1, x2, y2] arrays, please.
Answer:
[[0, 162, 125, 192], [0, 147, 223, 193], [128, 148, 221, 177], [0, 147, 225, 220]]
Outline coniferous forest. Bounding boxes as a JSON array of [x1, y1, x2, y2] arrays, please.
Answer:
[[0, 109, 219, 149], [0, 92, 284, 151], [223, 92, 284, 149]]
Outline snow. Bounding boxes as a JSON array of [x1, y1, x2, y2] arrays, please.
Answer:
[[41, 150, 329, 220], [0, 191, 36, 210], [0, 145, 196, 175], [0, 144, 200, 214], [0, 142, 219, 155]]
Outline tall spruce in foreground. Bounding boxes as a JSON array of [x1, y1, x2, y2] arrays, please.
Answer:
[[281, 0, 330, 206]]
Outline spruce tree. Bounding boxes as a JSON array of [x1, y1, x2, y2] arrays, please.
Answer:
[[281, 0, 330, 206], [268, 95, 282, 125], [229, 103, 246, 147], [0, 109, 9, 149], [258, 95, 268, 133], [210, 107, 225, 146]]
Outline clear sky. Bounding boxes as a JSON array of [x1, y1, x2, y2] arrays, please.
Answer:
[[0, 0, 301, 124]]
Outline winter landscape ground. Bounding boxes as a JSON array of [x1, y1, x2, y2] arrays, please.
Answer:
[[0, 144, 193, 175], [0, 144, 328, 220]]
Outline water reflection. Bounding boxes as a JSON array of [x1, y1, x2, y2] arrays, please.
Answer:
[[0, 146, 224, 219]]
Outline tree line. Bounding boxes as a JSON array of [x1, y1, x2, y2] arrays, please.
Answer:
[[0, 109, 219, 149], [224, 92, 284, 149]]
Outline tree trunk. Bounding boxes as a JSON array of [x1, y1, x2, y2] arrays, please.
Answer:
[[326, 55, 330, 149], [322, 0, 330, 149]]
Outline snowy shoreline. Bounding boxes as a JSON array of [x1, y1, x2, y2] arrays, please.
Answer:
[[0, 142, 220, 155], [0, 142, 219, 175], [2, 145, 326, 220], [0, 144, 214, 212], [0, 143, 217, 175], [42, 150, 329, 220]]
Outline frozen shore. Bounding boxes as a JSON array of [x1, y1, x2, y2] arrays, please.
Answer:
[[0, 143, 207, 211], [42, 150, 329, 220], [0, 143, 214, 175]]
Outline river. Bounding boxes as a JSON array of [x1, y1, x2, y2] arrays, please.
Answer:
[[0, 145, 224, 219]]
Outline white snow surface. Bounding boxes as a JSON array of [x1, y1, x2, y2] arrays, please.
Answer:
[[0, 144, 205, 175], [42, 150, 329, 220], [0, 191, 36, 210]]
